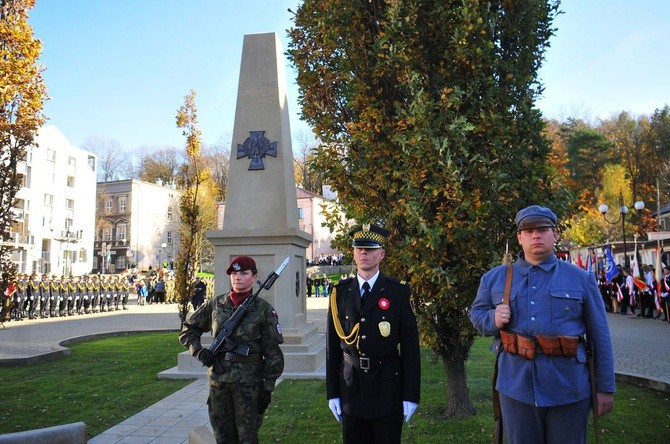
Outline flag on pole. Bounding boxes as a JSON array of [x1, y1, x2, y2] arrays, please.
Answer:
[[586, 252, 593, 273], [632, 242, 641, 278], [632, 276, 648, 291], [616, 282, 623, 302], [655, 242, 663, 310], [605, 246, 618, 282]]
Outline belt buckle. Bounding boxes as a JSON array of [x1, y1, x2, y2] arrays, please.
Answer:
[[359, 357, 370, 370]]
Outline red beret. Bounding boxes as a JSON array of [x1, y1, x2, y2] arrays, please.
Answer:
[[226, 256, 257, 275]]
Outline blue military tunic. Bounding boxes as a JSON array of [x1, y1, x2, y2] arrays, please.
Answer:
[[470, 253, 615, 407]]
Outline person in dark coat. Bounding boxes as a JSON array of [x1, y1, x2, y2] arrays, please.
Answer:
[[326, 224, 421, 444]]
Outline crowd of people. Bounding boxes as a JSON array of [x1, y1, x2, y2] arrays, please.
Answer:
[[598, 264, 670, 321], [306, 273, 334, 298], [0, 267, 210, 324]]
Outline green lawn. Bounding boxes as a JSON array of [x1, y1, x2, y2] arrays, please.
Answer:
[[0, 333, 667, 442]]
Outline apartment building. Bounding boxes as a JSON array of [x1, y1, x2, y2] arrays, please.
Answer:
[[95, 179, 182, 273], [7, 125, 97, 276]]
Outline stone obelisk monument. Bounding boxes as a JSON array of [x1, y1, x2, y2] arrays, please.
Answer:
[[160, 33, 324, 384], [206, 32, 322, 375]]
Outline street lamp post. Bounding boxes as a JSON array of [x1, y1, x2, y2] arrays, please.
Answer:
[[598, 191, 644, 268]]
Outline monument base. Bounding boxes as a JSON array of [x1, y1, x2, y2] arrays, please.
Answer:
[[158, 326, 325, 380]]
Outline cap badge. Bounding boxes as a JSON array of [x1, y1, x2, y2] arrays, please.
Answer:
[[233, 262, 241, 271], [362, 223, 371, 231]]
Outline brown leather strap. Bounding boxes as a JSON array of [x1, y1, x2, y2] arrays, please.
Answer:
[[492, 263, 513, 444], [503, 263, 513, 306]]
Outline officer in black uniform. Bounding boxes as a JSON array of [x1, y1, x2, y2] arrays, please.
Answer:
[[326, 224, 421, 444]]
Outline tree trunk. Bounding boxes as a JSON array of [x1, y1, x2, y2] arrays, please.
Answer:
[[441, 354, 475, 418]]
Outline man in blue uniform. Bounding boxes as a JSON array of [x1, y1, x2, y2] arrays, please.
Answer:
[[327, 224, 421, 444], [470, 205, 615, 443]]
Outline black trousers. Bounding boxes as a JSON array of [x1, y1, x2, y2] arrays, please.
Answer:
[[341, 411, 403, 444]]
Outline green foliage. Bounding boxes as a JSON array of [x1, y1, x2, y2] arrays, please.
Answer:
[[0, 332, 191, 437], [0, 0, 47, 300], [565, 126, 614, 206], [288, 0, 567, 416]]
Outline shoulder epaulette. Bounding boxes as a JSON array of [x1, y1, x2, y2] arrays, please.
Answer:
[[387, 276, 409, 286], [336, 277, 354, 285]]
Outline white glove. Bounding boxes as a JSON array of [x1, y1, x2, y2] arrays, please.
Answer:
[[328, 398, 342, 422], [403, 401, 418, 423]]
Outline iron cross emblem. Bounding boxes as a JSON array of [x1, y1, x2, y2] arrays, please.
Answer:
[[236, 130, 278, 170]]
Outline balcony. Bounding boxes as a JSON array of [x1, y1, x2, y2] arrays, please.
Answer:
[[1, 232, 34, 248]]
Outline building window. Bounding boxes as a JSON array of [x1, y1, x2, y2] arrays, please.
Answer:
[[66, 199, 75, 210], [102, 227, 112, 241], [65, 218, 73, 230], [87, 155, 95, 171], [116, 224, 127, 241], [119, 196, 127, 213], [68, 156, 76, 167], [79, 248, 87, 262], [167, 206, 173, 220], [44, 194, 53, 207], [66, 176, 75, 187], [116, 256, 127, 270], [105, 199, 113, 213], [167, 231, 173, 244], [298, 207, 304, 219], [47, 149, 56, 162]]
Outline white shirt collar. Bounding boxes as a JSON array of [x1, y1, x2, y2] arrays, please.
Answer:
[[357, 271, 380, 296]]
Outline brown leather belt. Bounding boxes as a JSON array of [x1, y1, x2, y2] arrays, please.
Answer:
[[343, 352, 398, 370], [222, 352, 262, 363], [500, 331, 580, 360]]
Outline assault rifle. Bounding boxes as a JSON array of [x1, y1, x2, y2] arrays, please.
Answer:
[[208, 256, 289, 372]]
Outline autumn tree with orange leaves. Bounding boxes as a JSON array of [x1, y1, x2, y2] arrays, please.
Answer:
[[0, 0, 47, 318]]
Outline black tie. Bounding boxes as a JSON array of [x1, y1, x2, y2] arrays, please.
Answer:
[[362, 282, 371, 306]]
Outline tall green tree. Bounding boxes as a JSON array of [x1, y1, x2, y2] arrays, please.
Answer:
[[0, 0, 46, 302], [289, 0, 566, 416], [565, 126, 613, 207]]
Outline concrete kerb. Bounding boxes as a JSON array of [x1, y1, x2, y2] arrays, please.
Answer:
[[616, 373, 670, 393], [0, 421, 87, 444]]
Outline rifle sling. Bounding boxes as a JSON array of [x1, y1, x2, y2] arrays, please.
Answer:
[[492, 263, 513, 444], [210, 293, 257, 353]]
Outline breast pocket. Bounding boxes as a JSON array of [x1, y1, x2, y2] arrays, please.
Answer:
[[491, 289, 517, 307], [550, 289, 583, 323]]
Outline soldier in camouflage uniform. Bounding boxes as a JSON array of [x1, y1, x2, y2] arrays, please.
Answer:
[[49, 275, 60, 317], [179, 256, 285, 444], [12, 274, 26, 321], [27, 273, 39, 319], [38, 274, 50, 318]]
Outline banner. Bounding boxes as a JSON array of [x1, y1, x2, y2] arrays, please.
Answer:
[[605, 246, 618, 283]]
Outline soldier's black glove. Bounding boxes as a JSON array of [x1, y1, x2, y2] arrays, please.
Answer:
[[193, 348, 214, 367], [258, 390, 272, 414]]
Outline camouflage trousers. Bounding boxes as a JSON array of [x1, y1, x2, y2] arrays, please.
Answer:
[[208, 380, 262, 444]]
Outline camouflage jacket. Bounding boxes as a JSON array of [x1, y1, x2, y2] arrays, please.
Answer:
[[179, 292, 285, 392]]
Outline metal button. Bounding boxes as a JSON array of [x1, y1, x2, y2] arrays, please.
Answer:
[[361, 317, 366, 322], [361, 335, 366, 340]]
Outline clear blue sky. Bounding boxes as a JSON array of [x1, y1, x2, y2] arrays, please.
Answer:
[[28, 0, 669, 152]]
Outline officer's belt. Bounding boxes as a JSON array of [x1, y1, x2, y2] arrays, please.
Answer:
[[500, 330, 580, 360], [343, 351, 398, 370], [222, 352, 262, 363]]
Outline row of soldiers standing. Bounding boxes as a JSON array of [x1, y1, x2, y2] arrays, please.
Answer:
[[6, 273, 133, 321]]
